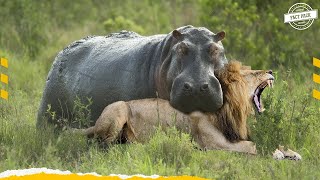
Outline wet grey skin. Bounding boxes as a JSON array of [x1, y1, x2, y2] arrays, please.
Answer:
[[37, 25, 228, 128]]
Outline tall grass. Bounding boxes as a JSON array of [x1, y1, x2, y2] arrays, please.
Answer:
[[251, 73, 319, 155], [0, 49, 319, 179], [0, 1, 320, 179]]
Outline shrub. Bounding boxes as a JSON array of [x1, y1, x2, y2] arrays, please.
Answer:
[[103, 16, 145, 34], [250, 77, 318, 154]]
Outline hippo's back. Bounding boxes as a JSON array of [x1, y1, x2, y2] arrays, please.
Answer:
[[38, 31, 166, 127]]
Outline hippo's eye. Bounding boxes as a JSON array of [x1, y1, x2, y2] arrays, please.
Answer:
[[210, 45, 220, 56], [177, 43, 188, 56]]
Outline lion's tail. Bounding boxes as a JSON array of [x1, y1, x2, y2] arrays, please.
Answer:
[[84, 126, 95, 138], [69, 127, 95, 138]]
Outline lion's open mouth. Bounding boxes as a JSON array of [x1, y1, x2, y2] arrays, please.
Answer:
[[253, 78, 274, 113]]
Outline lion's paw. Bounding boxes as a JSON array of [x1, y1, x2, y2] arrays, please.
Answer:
[[242, 141, 257, 155]]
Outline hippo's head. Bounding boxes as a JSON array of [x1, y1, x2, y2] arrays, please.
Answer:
[[158, 26, 227, 113]]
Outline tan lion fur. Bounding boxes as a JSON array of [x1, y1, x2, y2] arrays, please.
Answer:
[[214, 61, 252, 142], [83, 61, 272, 154]]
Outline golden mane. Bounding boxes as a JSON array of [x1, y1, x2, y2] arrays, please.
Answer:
[[214, 61, 252, 142]]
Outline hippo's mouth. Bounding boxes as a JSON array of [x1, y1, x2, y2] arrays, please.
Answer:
[[253, 78, 274, 113]]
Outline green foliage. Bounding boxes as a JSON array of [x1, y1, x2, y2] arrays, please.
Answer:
[[45, 0, 97, 27], [0, 0, 320, 179], [103, 16, 145, 34], [99, 0, 199, 35], [0, 0, 48, 58], [200, 0, 320, 79], [55, 130, 88, 162], [144, 127, 195, 169], [250, 79, 319, 155], [71, 97, 93, 128], [45, 96, 93, 129], [0, 0, 199, 58]]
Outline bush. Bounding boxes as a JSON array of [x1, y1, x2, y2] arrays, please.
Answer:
[[0, 0, 48, 58], [250, 77, 318, 154], [200, 0, 320, 79], [103, 16, 145, 34]]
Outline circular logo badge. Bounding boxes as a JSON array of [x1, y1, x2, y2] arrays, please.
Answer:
[[284, 3, 318, 30]]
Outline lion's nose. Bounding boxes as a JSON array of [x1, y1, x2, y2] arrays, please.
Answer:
[[267, 70, 273, 75]]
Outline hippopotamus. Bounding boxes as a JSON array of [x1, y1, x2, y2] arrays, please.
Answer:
[[37, 25, 228, 128]]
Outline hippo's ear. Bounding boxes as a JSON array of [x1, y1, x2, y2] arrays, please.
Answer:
[[172, 30, 184, 41], [214, 31, 226, 41]]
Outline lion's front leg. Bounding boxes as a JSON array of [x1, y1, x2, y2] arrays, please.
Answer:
[[194, 118, 257, 154], [229, 140, 257, 154]]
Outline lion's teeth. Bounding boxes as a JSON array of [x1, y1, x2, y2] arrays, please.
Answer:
[[271, 80, 274, 88], [267, 80, 271, 87]]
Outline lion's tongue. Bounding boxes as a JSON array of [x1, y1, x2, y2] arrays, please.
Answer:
[[254, 94, 262, 112], [254, 87, 265, 113]]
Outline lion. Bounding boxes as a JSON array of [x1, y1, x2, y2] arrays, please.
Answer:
[[82, 61, 274, 154]]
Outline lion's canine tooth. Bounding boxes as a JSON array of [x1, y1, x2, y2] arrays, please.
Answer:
[[267, 80, 271, 87]]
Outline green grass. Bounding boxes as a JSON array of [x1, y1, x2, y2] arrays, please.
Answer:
[[0, 1, 320, 178], [0, 47, 319, 179]]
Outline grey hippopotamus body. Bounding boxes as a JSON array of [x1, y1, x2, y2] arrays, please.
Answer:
[[37, 25, 228, 128]]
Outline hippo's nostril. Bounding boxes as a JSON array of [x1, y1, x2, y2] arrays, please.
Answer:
[[200, 83, 209, 91], [267, 70, 273, 75], [183, 82, 192, 91]]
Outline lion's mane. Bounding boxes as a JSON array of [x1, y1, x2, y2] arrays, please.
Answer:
[[214, 61, 252, 142]]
